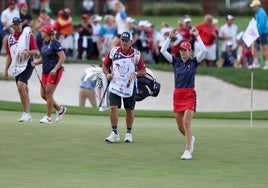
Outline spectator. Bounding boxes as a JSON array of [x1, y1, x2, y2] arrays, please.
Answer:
[[179, 17, 192, 43], [82, 0, 95, 14], [160, 27, 207, 160], [32, 25, 67, 124], [250, 0, 268, 69], [218, 41, 238, 67], [195, 14, 217, 66], [79, 67, 98, 108], [4, 17, 39, 122], [240, 42, 254, 68], [77, 13, 93, 60], [102, 31, 146, 143], [218, 15, 238, 59], [145, 22, 155, 64], [236, 31, 253, 68], [19, 2, 33, 29], [54, 8, 74, 59], [90, 14, 102, 59], [34, 8, 54, 50], [111, 0, 128, 47], [160, 22, 169, 36], [150, 23, 163, 64], [126, 17, 139, 50], [159, 26, 172, 64], [1, 0, 20, 53], [98, 14, 116, 61], [136, 20, 151, 63]]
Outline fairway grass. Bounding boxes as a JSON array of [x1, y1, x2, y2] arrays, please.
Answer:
[[0, 110, 267, 188]]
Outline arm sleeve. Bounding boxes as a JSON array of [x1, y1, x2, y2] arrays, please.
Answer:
[[195, 36, 207, 63], [160, 38, 172, 63]]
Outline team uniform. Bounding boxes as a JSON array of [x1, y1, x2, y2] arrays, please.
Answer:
[[160, 28, 207, 160], [172, 57, 198, 112], [161, 35, 207, 113], [40, 39, 64, 85], [6, 28, 38, 84], [103, 46, 146, 110]]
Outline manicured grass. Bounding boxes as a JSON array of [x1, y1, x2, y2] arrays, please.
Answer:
[[1, 100, 268, 120], [0, 110, 267, 188]]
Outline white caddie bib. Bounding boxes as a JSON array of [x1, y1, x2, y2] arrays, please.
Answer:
[[109, 58, 135, 98], [9, 27, 31, 76]]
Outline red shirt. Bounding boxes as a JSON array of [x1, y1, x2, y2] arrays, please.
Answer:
[[195, 23, 216, 46], [178, 27, 191, 41]]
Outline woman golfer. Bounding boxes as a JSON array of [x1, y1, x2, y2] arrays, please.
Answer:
[[160, 27, 207, 160], [32, 25, 66, 124]]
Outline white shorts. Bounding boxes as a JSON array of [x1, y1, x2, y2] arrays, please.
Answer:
[[59, 35, 74, 49], [194, 42, 216, 61], [205, 44, 217, 61]]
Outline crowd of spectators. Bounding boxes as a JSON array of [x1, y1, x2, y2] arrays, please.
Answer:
[[0, 0, 266, 69]]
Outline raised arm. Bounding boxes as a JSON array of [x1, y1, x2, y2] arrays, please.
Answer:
[[160, 28, 178, 63], [192, 27, 207, 63]]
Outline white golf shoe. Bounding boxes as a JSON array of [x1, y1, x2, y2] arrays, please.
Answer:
[[105, 131, 120, 143], [40, 115, 52, 124], [18, 112, 32, 122], [56, 106, 66, 122], [180, 150, 192, 160], [124, 133, 133, 143]]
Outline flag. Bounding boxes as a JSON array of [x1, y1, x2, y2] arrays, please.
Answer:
[[242, 18, 259, 48]]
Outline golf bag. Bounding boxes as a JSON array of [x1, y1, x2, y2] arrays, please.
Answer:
[[136, 68, 161, 102]]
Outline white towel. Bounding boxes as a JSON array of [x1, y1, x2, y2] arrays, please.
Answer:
[[10, 26, 32, 76]]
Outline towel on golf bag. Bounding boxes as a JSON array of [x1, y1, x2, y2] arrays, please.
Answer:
[[136, 68, 161, 102], [9, 26, 32, 76], [83, 65, 110, 111], [84, 66, 160, 110]]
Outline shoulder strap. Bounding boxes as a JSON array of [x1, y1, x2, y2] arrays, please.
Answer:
[[109, 46, 141, 65], [133, 48, 140, 65], [109, 46, 120, 59]]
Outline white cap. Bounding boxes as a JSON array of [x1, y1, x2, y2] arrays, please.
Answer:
[[184, 17, 191, 23], [226, 41, 233, 46], [91, 14, 102, 22], [226, 14, 234, 20], [138, 20, 151, 27]]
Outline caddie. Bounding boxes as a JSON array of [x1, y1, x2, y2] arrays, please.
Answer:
[[4, 17, 39, 122], [102, 31, 146, 143]]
